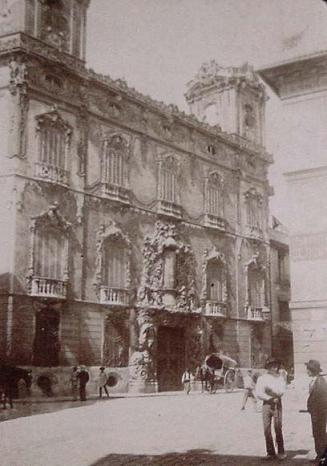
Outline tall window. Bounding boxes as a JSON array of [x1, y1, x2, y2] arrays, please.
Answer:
[[36, 108, 71, 184], [278, 250, 288, 283], [207, 260, 223, 302], [249, 268, 264, 309], [34, 227, 66, 281], [245, 188, 263, 230], [103, 241, 127, 289], [158, 155, 177, 203], [103, 135, 128, 188], [205, 172, 223, 217]]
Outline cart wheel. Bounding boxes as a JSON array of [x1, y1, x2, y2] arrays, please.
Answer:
[[224, 369, 236, 392]]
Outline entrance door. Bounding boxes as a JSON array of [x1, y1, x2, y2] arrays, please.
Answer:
[[33, 307, 60, 366], [157, 326, 185, 392]]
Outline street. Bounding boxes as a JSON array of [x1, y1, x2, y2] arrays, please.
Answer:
[[0, 387, 317, 466]]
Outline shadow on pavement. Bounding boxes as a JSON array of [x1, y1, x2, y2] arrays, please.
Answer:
[[0, 397, 111, 422], [91, 449, 312, 466]]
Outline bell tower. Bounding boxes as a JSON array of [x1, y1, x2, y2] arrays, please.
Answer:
[[185, 61, 267, 146], [0, 0, 90, 61]]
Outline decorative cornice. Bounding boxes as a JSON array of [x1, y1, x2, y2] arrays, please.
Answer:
[[185, 61, 266, 102]]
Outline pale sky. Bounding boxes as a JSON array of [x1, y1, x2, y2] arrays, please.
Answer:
[[86, 0, 327, 225]]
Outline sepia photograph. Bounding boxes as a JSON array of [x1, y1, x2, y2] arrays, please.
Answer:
[[0, 0, 327, 464]]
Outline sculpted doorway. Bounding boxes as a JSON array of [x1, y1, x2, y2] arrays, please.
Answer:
[[157, 326, 185, 392]]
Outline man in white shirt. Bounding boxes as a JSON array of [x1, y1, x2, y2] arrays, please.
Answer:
[[255, 357, 287, 460]]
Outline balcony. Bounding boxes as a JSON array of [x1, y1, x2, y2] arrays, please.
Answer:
[[156, 200, 183, 219], [246, 306, 264, 322], [205, 301, 227, 318], [203, 213, 226, 231], [245, 225, 263, 240], [35, 162, 69, 186], [100, 286, 130, 306], [101, 183, 130, 204], [30, 277, 67, 299]]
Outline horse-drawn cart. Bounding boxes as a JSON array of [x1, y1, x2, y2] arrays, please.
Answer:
[[204, 353, 238, 393]]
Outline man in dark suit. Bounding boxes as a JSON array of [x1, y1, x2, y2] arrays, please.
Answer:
[[305, 360, 327, 462]]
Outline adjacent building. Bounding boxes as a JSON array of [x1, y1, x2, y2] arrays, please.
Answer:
[[0, 0, 284, 393], [259, 51, 327, 382]]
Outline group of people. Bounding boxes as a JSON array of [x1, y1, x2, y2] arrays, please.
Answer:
[[242, 357, 327, 463], [181, 365, 223, 395], [182, 357, 327, 463], [70, 366, 110, 401]]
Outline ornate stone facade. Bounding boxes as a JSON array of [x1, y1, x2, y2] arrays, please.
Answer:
[[0, 0, 279, 393]]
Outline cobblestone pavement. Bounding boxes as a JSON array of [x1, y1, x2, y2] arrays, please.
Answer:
[[0, 387, 320, 466]]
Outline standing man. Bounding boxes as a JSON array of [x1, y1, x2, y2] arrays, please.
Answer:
[[305, 359, 327, 463], [181, 368, 192, 395], [98, 367, 110, 399], [77, 366, 89, 401], [255, 357, 287, 460], [241, 369, 257, 410], [70, 366, 79, 401]]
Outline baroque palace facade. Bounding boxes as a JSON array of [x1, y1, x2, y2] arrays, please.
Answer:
[[0, 0, 278, 393]]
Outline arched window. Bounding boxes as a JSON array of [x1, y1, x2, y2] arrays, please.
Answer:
[[28, 204, 70, 299], [157, 155, 182, 218], [35, 107, 72, 185], [204, 172, 225, 230], [158, 155, 177, 203], [244, 187, 263, 232], [101, 134, 130, 203], [207, 260, 224, 302], [95, 222, 131, 306], [201, 248, 228, 317], [244, 253, 266, 321]]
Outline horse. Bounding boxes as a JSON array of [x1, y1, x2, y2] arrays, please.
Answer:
[[0, 365, 32, 409]]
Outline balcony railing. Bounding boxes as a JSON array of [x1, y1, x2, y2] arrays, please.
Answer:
[[203, 213, 226, 231], [100, 286, 130, 306], [205, 301, 227, 317], [31, 277, 67, 299], [35, 162, 69, 185], [101, 183, 130, 204], [247, 306, 264, 321], [245, 225, 263, 240], [156, 200, 183, 219]]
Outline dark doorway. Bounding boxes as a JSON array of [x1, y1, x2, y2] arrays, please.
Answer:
[[33, 307, 60, 366], [157, 326, 185, 392]]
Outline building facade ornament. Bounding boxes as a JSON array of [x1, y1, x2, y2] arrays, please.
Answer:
[[137, 221, 197, 311]]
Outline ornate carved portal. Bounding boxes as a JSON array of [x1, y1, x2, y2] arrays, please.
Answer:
[[129, 309, 156, 385], [137, 221, 197, 312]]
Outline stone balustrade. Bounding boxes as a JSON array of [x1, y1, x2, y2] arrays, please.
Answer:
[[156, 200, 183, 219], [205, 301, 227, 317], [203, 213, 226, 231], [31, 277, 67, 299], [35, 162, 69, 185], [101, 183, 130, 204], [247, 306, 264, 321], [100, 286, 130, 306]]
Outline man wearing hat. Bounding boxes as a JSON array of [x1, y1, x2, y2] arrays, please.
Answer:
[[98, 367, 109, 399], [305, 359, 327, 462], [255, 357, 287, 460]]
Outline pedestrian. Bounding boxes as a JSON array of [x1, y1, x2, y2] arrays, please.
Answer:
[[98, 367, 109, 398], [182, 368, 192, 395], [77, 366, 89, 401], [70, 366, 79, 401], [305, 359, 327, 463], [241, 369, 257, 410], [255, 357, 287, 460], [195, 365, 205, 393]]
